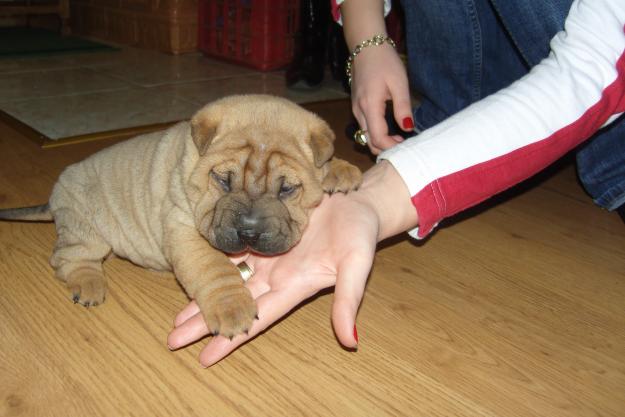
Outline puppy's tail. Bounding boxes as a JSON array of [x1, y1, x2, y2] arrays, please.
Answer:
[[0, 204, 53, 222]]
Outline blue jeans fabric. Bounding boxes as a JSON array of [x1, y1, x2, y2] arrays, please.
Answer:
[[400, 0, 625, 210]]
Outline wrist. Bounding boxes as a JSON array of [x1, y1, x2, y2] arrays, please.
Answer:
[[351, 161, 419, 242], [345, 34, 396, 86]]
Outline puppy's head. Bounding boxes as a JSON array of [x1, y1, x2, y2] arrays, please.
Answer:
[[188, 95, 335, 255]]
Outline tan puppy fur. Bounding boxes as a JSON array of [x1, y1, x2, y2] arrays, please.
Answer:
[[2, 95, 362, 338]]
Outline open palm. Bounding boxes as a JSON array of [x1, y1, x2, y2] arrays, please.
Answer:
[[167, 193, 379, 367]]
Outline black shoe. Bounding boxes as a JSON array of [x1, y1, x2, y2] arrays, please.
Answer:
[[286, 54, 325, 90], [286, 0, 330, 90], [328, 22, 350, 91]]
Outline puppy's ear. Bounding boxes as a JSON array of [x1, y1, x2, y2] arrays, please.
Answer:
[[190, 107, 220, 155], [309, 120, 335, 168]]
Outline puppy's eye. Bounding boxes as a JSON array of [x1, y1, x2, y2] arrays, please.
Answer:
[[279, 182, 300, 199], [211, 170, 231, 192]]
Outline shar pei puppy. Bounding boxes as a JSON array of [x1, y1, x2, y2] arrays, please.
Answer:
[[0, 94, 362, 338]]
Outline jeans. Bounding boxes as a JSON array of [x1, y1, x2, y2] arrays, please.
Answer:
[[400, 0, 625, 210]]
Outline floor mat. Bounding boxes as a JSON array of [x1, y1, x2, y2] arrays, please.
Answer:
[[0, 27, 117, 57]]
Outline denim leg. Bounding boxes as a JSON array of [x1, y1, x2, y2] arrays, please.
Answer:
[[575, 116, 625, 210], [488, 0, 572, 67], [400, 0, 528, 131], [491, 0, 625, 210]]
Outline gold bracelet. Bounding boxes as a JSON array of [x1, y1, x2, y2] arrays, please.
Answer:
[[345, 34, 396, 86]]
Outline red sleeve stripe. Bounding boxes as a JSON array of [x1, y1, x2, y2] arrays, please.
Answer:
[[331, 0, 341, 22], [412, 43, 625, 239]]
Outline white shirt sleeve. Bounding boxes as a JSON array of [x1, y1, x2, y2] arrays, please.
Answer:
[[378, 0, 625, 239]]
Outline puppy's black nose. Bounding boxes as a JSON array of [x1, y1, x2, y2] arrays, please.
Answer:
[[237, 212, 261, 245]]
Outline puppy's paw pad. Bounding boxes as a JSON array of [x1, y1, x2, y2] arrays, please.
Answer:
[[67, 271, 107, 307], [323, 161, 362, 194], [199, 287, 257, 340]]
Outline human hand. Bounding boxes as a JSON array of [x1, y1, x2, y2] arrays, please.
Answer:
[[168, 161, 418, 367], [350, 43, 413, 154], [167, 192, 379, 367]]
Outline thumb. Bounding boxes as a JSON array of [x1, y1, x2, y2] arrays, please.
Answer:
[[389, 79, 415, 133], [331, 252, 374, 348]]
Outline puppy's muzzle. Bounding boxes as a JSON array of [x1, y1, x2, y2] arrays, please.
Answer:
[[234, 208, 290, 255], [208, 194, 294, 255], [236, 211, 262, 246]]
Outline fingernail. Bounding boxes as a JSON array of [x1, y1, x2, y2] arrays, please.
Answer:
[[402, 117, 414, 130], [353, 325, 359, 344]]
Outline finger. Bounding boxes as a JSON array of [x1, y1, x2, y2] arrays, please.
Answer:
[[365, 101, 399, 152], [389, 82, 415, 133], [352, 109, 383, 155], [331, 251, 375, 349], [368, 139, 384, 156], [198, 285, 311, 367], [229, 253, 249, 265], [168, 312, 208, 349], [388, 134, 407, 145], [173, 300, 200, 327], [352, 105, 368, 136]]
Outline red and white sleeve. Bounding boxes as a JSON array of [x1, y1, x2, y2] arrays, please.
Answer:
[[378, 0, 625, 239]]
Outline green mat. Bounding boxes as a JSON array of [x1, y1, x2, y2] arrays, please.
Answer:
[[0, 27, 118, 57]]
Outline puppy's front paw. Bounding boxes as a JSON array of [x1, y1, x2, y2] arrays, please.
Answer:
[[198, 285, 257, 339], [66, 268, 107, 307], [323, 159, 362, 194]]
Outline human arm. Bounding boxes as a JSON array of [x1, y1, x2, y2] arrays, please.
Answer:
[[335, 0, 414, 154], [167, 161, 417, 366], [380, 0, 625, 238]]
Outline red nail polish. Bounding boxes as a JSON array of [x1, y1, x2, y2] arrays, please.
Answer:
[[353, 325, 359, 343], [402, 117, 414, 130]]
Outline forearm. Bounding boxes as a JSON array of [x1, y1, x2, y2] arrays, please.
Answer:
[[339, 0, 387, 49]]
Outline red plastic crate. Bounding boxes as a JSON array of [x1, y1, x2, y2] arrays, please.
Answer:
[[198, 0, 299, 71]]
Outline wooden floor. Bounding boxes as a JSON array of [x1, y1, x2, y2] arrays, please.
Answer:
[[1, 100, 624, 417]]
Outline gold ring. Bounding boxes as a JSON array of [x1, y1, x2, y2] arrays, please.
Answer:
[[354, 129, 368, 146], [236, 261, 254, 282]]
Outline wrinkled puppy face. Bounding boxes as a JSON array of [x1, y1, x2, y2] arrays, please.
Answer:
[[199, 127, 322, 255], [188, 96, 335, 255]]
